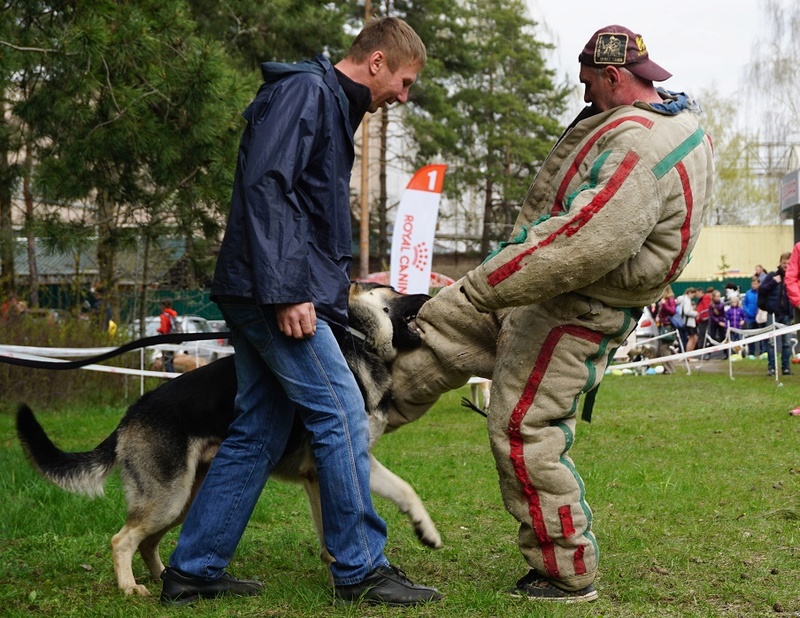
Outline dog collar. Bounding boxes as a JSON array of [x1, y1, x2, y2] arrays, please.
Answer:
[[348, 327, 369, 343]]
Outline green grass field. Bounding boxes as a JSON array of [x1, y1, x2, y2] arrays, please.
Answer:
[[1, 360, 799, 617]]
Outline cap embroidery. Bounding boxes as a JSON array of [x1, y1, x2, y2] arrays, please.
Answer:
[[593, 33, 628, 65], [634, 35, 647, 57]]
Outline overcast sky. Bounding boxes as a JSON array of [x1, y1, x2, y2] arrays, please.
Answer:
[[526, 0, 764, 117]]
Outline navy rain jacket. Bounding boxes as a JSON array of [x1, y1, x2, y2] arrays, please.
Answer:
[[761, 267, 792, 319], [211, 55, 356, 327]]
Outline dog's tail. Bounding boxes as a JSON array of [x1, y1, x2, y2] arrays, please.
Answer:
[[16, 404, 117, 498]]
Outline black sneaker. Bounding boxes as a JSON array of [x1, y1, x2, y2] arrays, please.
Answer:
[[334, 565, 443, 606], [160, 567, 264, 606], [768, 368, 776, 377], [783, 368, 794, 376], [508, 570, 598, 603]]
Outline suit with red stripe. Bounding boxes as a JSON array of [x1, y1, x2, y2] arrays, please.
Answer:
[[389, 94, 714, 591]]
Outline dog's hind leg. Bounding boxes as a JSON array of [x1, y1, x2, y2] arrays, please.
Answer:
[[300, 472, 336, 585], [111, 524, 154, 596], [111, 458, 204, 596], [369, 454, 442, 549], [137, 458, 212, 584], [138, 527, 170, 582]]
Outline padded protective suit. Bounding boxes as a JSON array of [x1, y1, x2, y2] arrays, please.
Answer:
[[390, 95, 714, 591]]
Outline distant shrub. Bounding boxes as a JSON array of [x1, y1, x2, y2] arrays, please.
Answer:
[[0, 312, 142, 410]]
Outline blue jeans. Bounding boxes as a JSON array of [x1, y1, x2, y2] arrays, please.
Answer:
[[169, 300, 389, 585], [766, 314, 792, 372]]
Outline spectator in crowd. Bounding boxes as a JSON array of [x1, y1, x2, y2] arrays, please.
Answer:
[[742, 276, 762, 357], [760, 252, 793, 377], [157, 300, 179, 373], [656, 286, 679, 374], [754, 264, 768, 284], [1, 293, 20, 320], [678, 287, 699, 352], [656, 285, 677, 327], [91, 286, 113, 332], [783, 243, 800, 413], [725, 294, 746, 354], [695, 286, 714, 351], [787, 242, 800, 325], [723, 281, 740, 302], [707, 289, 727, 359]]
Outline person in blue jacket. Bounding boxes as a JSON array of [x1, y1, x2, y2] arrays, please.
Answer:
[[161, 17, 440, 607], [741, 275, 762, 357]]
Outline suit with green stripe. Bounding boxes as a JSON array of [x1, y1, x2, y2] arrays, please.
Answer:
[[389, 93, 714, 591]]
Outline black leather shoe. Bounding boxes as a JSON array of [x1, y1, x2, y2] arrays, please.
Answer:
[[160, 567, 264, 606], [334, 565, 443, 606]]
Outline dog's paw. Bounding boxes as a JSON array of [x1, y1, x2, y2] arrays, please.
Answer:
[[123, 584, 151, 596], [415, 524, 443, 549]]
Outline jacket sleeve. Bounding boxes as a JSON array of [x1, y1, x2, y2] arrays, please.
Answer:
[[461, 142, 661, 312], [240, 78, 326, 303], [157, 312, 169, 334], [681, 296, 697, 318], [785, 244, 800, 308]]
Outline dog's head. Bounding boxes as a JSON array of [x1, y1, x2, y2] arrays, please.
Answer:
[[348, 282, 430, 362]]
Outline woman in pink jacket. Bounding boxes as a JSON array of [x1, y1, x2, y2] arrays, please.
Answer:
[[783, 243, 800, 415]]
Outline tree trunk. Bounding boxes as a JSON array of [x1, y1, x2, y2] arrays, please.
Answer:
[[378, 106, 389, 266], [138, 231, 150, 337], [96, 189, 119, 327], [23, 144, 39, 308], [0, 101, 15, 296], [480, 176, 494, 256]]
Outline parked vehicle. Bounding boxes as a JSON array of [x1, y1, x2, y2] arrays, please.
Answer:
[[636, 306, 659, 342], [127, 315, 231, 362], [129, 315, 214, 337]]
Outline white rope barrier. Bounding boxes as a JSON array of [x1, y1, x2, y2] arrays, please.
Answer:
[[0, 349, 176, 378], [4, 320, 797, 390], [0, 341, 234, 394], [612, 319, 800, 384], [0, 344, 117, 357]]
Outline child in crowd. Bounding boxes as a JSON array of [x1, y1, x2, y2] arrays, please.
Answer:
[[725, 295, 746, 354], [741, 276, 762, 357]]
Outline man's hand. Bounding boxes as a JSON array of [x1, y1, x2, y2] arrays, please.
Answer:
[[276, 302, 317, 339]]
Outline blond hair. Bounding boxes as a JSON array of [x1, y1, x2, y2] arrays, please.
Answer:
[[346, 16, 427, 72]]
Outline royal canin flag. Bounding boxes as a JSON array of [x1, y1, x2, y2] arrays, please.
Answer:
[[390, 164, 447, 295]]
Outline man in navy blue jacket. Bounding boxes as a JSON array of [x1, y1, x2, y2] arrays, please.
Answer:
[[161, 17, 440, 607], [760, 252, 793, 376]]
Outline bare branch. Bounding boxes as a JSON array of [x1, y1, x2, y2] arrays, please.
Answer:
[[0, 39, 62, 54]]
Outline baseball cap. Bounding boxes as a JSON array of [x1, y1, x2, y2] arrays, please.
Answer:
[[578, 25, 672, 82]]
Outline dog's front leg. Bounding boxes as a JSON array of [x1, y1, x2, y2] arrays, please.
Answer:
[[300, 470, 336, 584], [369, 454, 442, 549]]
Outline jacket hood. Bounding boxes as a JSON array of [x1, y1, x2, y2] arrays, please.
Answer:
[[260, 58, 326, 84]]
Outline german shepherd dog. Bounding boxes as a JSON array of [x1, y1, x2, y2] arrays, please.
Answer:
[[16, 283, 441, 596]]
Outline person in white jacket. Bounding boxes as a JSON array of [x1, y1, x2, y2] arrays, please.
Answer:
[[677, 287, 699, 351]]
